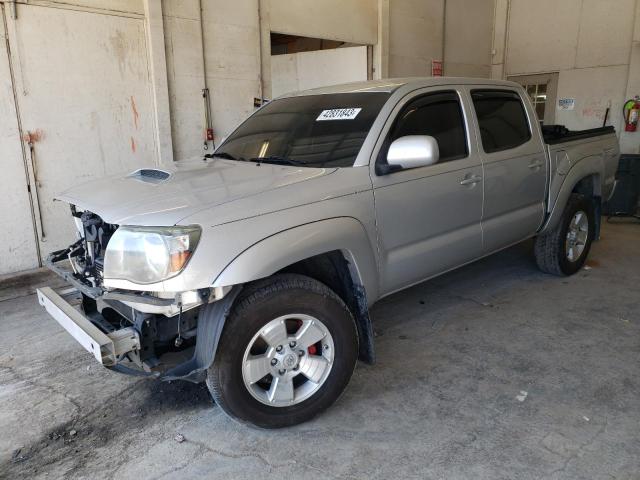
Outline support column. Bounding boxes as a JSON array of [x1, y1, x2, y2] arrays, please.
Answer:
[[374, 0, 389, 79], [143, 0, 173, 164], [621, 0, 640, 154], [490, 0, 509, 79], [258, 0, 272, 100]]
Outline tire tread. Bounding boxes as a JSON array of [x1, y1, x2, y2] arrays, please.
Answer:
[[206, 273, 356, 428], [534, 193, 590, 276]]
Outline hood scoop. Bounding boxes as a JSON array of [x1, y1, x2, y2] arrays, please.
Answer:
[[128, 168, 171, 184]]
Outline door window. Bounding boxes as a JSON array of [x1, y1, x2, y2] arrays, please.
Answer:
[[389, 91, 468, 162], [471, 90, 531, 153]]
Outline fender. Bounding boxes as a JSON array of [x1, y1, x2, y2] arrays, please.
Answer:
[[212, 217, 380, 304], [540, 155, 603, 235]]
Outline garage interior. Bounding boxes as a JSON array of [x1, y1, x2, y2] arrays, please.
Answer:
[[1, 0, 639, 478]]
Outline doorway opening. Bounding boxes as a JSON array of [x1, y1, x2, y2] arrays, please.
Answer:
[[270, 33, 372, 98]]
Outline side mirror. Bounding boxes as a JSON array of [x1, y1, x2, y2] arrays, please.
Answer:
[[386, 135, 439, 171]]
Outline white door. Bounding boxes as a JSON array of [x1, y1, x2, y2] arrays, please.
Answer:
[[0, 6, 39, 274], [271, 46, 368, 98], [4, 4, 157, 257]]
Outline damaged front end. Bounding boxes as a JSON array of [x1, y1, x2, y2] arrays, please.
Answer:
[[38, 206, 237, 382]]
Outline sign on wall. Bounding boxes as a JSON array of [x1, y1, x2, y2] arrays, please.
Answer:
[[557, 98, 575, 110], [431, 60, 443, 77]]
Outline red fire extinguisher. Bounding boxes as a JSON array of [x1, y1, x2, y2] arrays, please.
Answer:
[[624, 96, 640, 132]]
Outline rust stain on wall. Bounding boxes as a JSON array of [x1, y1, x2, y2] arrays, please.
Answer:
[[130, 137, 136, 153], [22, 129, 45, 143], [130, 95, 139, 130]]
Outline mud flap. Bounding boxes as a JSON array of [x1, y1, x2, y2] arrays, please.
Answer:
[[354, 285, 375, 364], [160, 286, 242, 383]]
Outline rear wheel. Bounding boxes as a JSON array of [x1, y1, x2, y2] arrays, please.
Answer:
[[534, 193, 595, 276], [206, 274, 358, 428]]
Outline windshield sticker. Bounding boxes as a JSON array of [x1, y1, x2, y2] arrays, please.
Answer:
[[316, 108, 362, 121]]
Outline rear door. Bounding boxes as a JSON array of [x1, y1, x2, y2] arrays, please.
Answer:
[[371, 88, 484, 295], [468, 88, 547, 253]]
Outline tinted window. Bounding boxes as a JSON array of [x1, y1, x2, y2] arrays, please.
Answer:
[[471, 90, 531, 153], [216, 92, 391, 168], [390, 91, 468, 162]]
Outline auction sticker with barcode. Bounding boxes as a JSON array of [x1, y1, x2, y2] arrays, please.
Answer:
[[316, 108, 362, 121]]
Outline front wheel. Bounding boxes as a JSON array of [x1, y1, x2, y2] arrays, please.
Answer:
[[206, 274, 358, 428], [534, 193, 595, 276]]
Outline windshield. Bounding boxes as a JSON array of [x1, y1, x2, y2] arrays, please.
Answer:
[[215, 92, 391, 168]]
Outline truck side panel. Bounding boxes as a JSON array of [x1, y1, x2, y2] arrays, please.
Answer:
[[541, 133, 619, 234]]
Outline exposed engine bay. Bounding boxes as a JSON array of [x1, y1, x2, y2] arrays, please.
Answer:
[[44, 206, 201, 377], [68, 206, 117, 288]]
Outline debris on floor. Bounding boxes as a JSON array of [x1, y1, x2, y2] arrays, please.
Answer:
[[174, 433, 185, 443], [516, 391, 528, 402]]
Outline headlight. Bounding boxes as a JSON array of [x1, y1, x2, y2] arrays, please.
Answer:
[[104, 225, 201, 284]]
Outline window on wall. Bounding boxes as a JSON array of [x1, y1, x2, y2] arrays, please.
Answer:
[[471, 90, 531, 153], [390, 91, 468, 162], [525, 83, 547, 120], [508, 73, 559, 125]]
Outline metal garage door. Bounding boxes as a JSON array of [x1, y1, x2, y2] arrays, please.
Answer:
[[0, 4, 38, 274], [1, 3, 157, 271]]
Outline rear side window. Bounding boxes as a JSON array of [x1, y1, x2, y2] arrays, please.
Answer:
[[390, 91, 468, 162], [471, 90, 531, 153]]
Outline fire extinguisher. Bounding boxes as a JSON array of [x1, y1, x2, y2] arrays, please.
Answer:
[[623, 96, 640, 132]]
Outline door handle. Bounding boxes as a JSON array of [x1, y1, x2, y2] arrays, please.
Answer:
[[460, 174, 482, 186], [528, 160, 544, 169]]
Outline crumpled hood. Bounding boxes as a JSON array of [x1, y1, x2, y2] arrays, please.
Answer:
[[56, 158, 336, 225]]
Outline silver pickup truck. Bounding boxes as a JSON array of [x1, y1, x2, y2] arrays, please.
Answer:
[[38, 77, 619, 428]]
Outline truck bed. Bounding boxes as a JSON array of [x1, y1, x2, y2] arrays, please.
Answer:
[[543, 124, 620, 226], [541, 124, 616, 145]]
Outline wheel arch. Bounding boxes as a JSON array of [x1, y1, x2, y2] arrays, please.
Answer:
[[211, 217, 380, 363], [541, 159, 603, 237]]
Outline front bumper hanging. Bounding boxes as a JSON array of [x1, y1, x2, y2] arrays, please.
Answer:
[[36, 287, 140, 366]]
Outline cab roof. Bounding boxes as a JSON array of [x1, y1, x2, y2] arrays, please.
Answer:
[[282, 77, 522, 97]]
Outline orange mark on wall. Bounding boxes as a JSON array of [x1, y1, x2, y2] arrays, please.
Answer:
[[22, 129, 45, 143], [130, 137, 136, 153], [130, 95, 139, 129]]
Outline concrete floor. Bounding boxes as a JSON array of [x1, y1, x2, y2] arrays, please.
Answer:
[[0, 221, 639, 479]]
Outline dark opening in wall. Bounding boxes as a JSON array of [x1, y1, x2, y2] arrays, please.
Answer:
[[270, 33, 360, 55]]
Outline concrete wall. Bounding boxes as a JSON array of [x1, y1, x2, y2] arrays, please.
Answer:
[[162, 0, 261, 160], [388, 0, 444, 76], [444, 0, 493, 77], [162, 0, 379, 161], [269, 0, 377, 45], [387, 0, 493, 78], [494, 0, 640, 153]]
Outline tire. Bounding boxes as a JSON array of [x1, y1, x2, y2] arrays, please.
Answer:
[[534, 193, 595, 276], [206, 273, 358, 428]]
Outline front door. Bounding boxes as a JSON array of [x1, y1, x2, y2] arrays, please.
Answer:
[[371, 89, 484, 295], [468, 88, 547, 253]]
